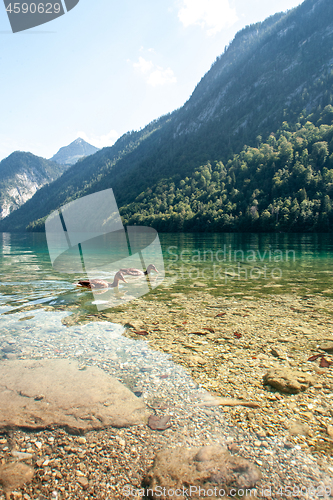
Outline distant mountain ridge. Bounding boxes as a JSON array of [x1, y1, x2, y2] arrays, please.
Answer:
[[0, 152, 68, 219], [1, 0, 333, 232], [50, 138, 99, 165]]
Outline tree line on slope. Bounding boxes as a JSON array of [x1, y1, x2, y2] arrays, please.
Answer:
[[118, 105, 333, 232]]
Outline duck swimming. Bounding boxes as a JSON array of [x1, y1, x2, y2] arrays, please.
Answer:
[[119, 264, 158, 277], [77, 271, 127, 289]]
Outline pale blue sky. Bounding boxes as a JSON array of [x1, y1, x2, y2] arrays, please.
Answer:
[[0, 0, 302, 161]]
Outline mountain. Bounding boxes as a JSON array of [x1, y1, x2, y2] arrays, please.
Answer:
[[0, 138, 98, 220], [0, 152, 68, 220], [50, 138, 99, 165], [1, 0, 333, 232]]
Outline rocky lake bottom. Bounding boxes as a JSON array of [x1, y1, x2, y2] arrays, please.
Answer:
[[1, 231, 333, 499], [1, 285, 333, 499]]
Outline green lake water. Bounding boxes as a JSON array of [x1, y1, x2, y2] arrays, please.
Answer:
[[1, 231, 333, 370], [1, 231, 333, 318], [1, 232, 333, 494], [160, 232, 333, 299]]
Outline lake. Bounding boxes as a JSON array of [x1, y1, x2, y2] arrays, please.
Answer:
[[0, 231, 333, 498], [2, 232, 333, 312]]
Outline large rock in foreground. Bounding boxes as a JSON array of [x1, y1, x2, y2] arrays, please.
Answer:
[[143, 445, 261, 500], [0, 462, 34, 499], [0, 359, 148, 433], [263, 368, 315, 394]]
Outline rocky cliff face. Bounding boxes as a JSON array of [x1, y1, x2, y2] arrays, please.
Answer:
[[0, 152, 68, 219], [1, 172, 42, 218], [172, 0, 333, 141]]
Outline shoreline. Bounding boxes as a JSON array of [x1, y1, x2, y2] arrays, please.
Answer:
[[1, 289, 333, 498]]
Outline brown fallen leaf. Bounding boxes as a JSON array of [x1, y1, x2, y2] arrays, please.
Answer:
[[148, 415, 172, 431], [215, 312, 226, 317], [199, 397, 260, 409], [320, 357, 333, 368], [134, 330, 149, 336], [234, 332, 242, 339], [308, 354, 321, 362]]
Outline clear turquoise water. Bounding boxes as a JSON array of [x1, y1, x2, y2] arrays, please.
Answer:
[[1, 232, 333, 490], [1, 232, 333, 315], [159, 232, 333, 300]]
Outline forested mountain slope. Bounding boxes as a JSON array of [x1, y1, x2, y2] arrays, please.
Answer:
[[1, 0, 333, 232], [120, 106, 333, 232]]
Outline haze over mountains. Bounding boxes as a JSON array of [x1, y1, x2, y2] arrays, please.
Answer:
[[1, 0, 333, 232]]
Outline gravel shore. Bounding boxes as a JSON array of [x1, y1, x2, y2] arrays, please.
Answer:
[[1, 289, 333, 499]]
